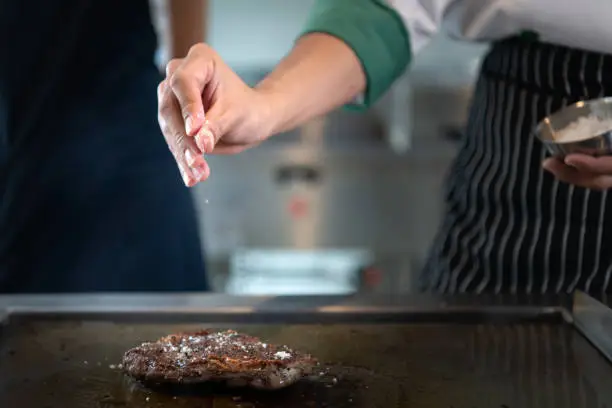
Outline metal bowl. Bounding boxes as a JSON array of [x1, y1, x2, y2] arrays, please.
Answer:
[[535, 97, 612, 157]]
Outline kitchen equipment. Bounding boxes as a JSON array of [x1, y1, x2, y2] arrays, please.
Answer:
[[535, 97, 612, 157], [226, 249, 372, 295], [1, 292, 612, 407]]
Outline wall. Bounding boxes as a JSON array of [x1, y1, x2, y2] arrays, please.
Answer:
[[153, 0, 488, 75], [152, 0, 315, 70], [208, 0, 315, 71]]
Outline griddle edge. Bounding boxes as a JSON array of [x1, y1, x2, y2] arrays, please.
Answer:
[[573, 290, 612, 365], [0, 293, 572, 326]]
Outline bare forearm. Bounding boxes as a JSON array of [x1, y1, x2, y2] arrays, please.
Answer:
[[256, 33, 366, 135], [167, 0, 208, 59]]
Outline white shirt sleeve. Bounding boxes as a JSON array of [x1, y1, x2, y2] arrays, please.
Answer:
[[388, 0, 612, 58], [385, 0, 458, 55]]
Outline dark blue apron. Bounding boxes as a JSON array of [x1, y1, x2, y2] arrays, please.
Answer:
[[0, 0, 208, 292]]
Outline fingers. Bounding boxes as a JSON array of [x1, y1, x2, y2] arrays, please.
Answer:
[[543, 158, 586, 184], [542, 157, 612, 190], [167, 44, 216, 137], [564, 154, 612, 175], [158, 80, 209, 187]]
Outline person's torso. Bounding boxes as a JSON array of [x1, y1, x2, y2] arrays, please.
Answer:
[[423, 38, 612, 295], [389, 0, 612, 57], [0, 1, 208, 293], [0, 0, 158, 145]]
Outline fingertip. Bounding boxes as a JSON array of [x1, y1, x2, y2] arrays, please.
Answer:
[[184, 148, 205, 167], [185, 116, 195, 136], [185, 111, 205, 136], [563, 156, 579, 168], [195, 126, 215, 153], [178, 163, 195, 187], [542, 157, 555, 171], [184, 149, 195, 167], [542, 157, 569, 176], [200, 163, 212, 182], [190, 161, 210, 184]]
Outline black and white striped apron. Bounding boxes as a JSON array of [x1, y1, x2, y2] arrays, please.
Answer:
[[422, 38, 612, 295]]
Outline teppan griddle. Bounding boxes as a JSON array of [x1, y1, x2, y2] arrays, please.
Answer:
[[0, 291, 611, 407]]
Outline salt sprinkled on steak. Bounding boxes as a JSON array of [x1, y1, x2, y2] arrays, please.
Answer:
[[273, 351, 292, 360], [122, 330, 316, 390]]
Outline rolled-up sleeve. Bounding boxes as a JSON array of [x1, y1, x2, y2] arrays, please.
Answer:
[[299, 0, 412, 110]]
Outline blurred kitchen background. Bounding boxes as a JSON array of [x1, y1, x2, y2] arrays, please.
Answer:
[[151, 0, 489, 296]]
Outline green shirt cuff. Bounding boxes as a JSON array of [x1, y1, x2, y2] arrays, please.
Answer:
[[299, 0, 411, 110]]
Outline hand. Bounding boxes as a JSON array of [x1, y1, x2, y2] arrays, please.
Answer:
[[157, 43, 273, 186], [543, 154, 612, 190]]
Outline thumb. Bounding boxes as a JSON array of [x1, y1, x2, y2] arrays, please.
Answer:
[[564, 154, 612, 175], [195, 103, 227, 154]]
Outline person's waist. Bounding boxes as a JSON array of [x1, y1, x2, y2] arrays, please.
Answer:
[[480, 37, 612, 96]]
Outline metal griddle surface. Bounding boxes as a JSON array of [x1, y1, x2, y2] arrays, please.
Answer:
[[1, 317, 612, 407]]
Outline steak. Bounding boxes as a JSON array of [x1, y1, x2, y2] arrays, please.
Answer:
[[122, 330, 317, 390]]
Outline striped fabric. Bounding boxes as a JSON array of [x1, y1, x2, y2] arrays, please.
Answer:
[[422, 39, 612, 294]]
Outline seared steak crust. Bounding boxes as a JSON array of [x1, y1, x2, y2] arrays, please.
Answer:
[[122, 330, 317, 390]]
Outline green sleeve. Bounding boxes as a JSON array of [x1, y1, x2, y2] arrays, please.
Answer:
[[299, 0, 411, 110]]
